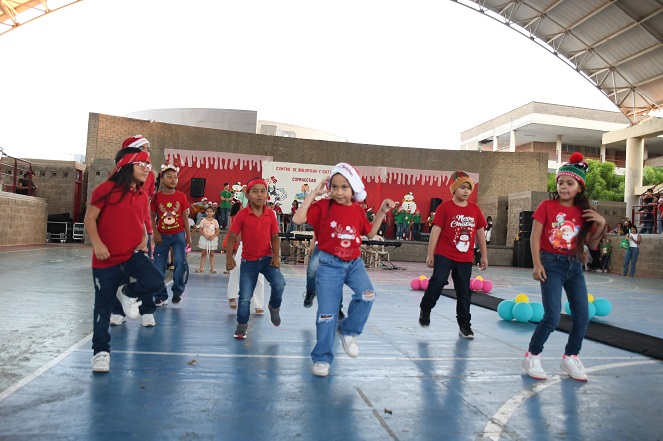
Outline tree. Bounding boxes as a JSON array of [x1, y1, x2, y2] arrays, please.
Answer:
[[548, 160, 625, 201], [643, 166, 663, 188]]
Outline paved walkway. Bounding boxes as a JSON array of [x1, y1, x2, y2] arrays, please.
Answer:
[[0, 244, 662, 440]]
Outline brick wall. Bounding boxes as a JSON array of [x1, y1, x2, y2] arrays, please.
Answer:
[[506, 192, 549, 244], [0, 192, 47, 246], [84, 113, 550, 203], [477, 196, 508, 246], [605, 234, 662, 278]]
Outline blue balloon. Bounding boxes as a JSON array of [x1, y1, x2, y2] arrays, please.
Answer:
[[564, 300, 571, 316], [588, 301, 596, 320], [529, 302, 544, 323], [593, 298, 612, 317], [497, 300, 516, 321], [512, 302, 534, 323]]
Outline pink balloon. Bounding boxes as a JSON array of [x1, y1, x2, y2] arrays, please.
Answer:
[[470, 279, 483, 291], [481, 280, 493, 293], [420, 278, 430, 290], [410, 278, 421, 290]]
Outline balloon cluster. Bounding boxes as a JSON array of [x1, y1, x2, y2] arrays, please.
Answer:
[[410, 275, 430, 291], [564, 294, 612, 320], [497, 294, 544, 323], [469, 276, 492, 293]]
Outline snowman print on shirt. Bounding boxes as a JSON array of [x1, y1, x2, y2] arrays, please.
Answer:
[[456, 229, 470, 252]]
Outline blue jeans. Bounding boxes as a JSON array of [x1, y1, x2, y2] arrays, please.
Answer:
[[153, 231, 187, 301], [412, 223, 420, 241], [623, 247, 640, 276], [237, 256, 285, 324], [306, 247, 320, 293], [419, 254, 473, 327], [528, 251, 589, 356], [218, 207, 230, 229], [395, 223, 403, 239], [92, 251, 165, 354], [112, 235, 156, 316], [639, 214, 654, 234], [311, 251, 375, 365]]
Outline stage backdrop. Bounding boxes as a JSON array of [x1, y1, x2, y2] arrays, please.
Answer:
[[163, 150, 479, 237]]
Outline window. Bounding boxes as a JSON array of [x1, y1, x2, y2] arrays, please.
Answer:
[[63, 172, 69, 178], [585, 147, 600, 155], [562, 144, 581, 152], [52, 172, 58, 177], [96, 171, 101, 176], [40, 171, 46, 177]]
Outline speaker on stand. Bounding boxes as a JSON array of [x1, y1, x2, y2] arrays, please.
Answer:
[[191, 178, 206, 198], [430, 197, 443, 214]]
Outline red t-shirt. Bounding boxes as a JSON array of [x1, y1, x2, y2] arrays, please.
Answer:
[[229, 206, 279, 260], [90, 181, 148, 269], [533, 199, 585, 255], [432, 200, 487, 263], [308, 200, 372, 261], [151, 191, 189, 234], [143, 172, 156, 234]]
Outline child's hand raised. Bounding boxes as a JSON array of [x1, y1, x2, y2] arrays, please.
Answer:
[[379, 199, 396, 213], [313, 178, 329, 196]]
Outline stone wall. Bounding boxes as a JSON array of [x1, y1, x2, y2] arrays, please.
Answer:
[[604, 234, 662, 278], [506, 191, 549, 244], [0, 192, 47, 246], [84, 113, 550, 203], [477, 196, 508, 246]]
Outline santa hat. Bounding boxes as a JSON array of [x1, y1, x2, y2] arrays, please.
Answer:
[[449, 170, 474, 194], [122, 135, 150, 149], [556, 153, 587, 186], [329, 162, 366, 202]]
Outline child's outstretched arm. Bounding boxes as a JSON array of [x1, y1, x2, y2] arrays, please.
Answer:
[[530, 220, 546, 281], [84, 205, 110, 260], [367, 199, 395, 238], [292, 179, 328, 225], [476, 228, 489, 270]]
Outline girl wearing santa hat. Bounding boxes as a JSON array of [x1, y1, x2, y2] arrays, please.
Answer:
[[292, 162, 395, 377], [522, 153, 605, 382], [85, 146, 166, 373]]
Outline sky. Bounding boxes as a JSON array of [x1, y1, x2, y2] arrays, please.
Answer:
[[0, 0, 619, 161]]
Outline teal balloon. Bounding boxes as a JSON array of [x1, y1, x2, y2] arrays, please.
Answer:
[[593, 298, 612, 317], [588, 301, 596, 320], [497, 300, 516, 321], [529, 302, 544, 323], [512, 302, 534, 323], [564, 301, 571, 316]]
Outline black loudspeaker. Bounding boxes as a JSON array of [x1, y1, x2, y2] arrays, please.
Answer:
[[513, 239, 533, 268], [420, 232, 431, 243], [430, 198, 443, 214], [191, 178, 206, 198], [518, 210, 534, 239]]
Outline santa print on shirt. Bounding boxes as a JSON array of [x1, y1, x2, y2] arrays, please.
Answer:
[[151, 191, 189, 234], [308, 200, 372, 261], [432, 200, 486, 263], [533, 199, 585, 255]]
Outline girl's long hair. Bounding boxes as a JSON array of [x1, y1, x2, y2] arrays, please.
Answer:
[[549, 183, 594, 257], [91, 147, 142, 206]]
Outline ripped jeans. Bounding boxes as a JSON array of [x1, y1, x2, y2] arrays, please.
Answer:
[[311, 251, 376, 365]]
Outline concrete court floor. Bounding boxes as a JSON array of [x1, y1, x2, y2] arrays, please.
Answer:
[[0, 244, 662, 441]]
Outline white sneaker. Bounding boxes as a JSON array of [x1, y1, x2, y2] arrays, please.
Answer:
[[109, 314, 126, 326], [522, 352, 547, 380], [338, 329, 359, 358], [92, 351, 110, 373], [312, 362, 330, 377], [154, 299, 169, 307], [116, 285, 141, 319], [561, 354, 588, 381], [141, 314, 156, 327]]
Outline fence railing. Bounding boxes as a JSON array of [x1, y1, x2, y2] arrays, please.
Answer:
[[631, 204, 661, 234], [0, 155, 35, 195]]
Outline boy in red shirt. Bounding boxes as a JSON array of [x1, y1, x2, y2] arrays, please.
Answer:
[[419, 171, 488, 339], [151, 165, 192, 305], [85, 147, 166, 373], [226, 177, 285, 339]]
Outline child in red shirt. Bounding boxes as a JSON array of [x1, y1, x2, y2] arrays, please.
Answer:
[[151, 165, 192, 305], [226, 178, 284, 339], [292, 162, 395, 377], [85, 147, 166, 373], [419, 171, 488, 339]]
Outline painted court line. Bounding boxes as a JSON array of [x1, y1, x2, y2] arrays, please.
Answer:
[[480, 359, 662, 441]]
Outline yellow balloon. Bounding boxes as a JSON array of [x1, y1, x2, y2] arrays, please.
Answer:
[[515, 294, 529, 303], [588, 293, 594, 303], [419, 275, 427, 281], [476, 276, 484, 281]]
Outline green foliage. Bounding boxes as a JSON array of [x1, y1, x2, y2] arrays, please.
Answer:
[[643, 166, 663, 188], [548, 160, 625, 201]]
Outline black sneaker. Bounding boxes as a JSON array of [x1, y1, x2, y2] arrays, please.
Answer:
[[337, 309, 346, 322], [419, 308, 431, 327], [234, 324, 248, 339], [303, 291, 316, 308], [458, 326, 475, 339], [172, 295, 183, 304]]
